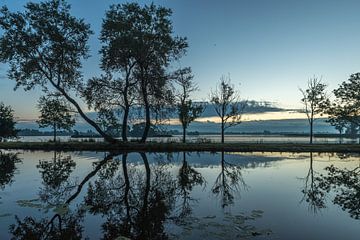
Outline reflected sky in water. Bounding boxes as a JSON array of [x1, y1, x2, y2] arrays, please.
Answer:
[[0, 150, 359, 239]]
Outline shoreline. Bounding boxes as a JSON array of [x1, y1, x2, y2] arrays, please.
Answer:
[[1, 142, 360, 153]]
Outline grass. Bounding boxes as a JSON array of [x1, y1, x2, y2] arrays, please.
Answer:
[[1, 141, 360, 153]]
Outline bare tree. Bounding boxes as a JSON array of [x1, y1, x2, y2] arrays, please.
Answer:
[[175, 67, 203, 143], [300, 77, 329, 144], [210, 75, 245, 143]]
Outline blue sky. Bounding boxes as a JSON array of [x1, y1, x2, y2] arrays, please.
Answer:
[[1, 0, 360, 119]]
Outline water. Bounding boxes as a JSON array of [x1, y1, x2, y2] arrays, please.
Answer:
[[0, 150, 359, 239]]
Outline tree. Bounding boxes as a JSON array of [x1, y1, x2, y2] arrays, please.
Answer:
[[300, 77, 329, 144], [0, 0, 117, 143], [175, 67, 203, 143], [332, 73, 360, 143], [326, 104, 348, 143], [37, 95, 75, 142], [100, 3, 188, 143], [210, 75, 245, 143], [0, 102, 17, 141]]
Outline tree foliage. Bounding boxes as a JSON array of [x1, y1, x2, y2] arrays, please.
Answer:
[[0, 102, 17, 141], [175, 67, 203, 143], [210, 75, 244, 143], [98, 3, 188, 142], [0, 0, 117, 143], [37, 95, 75, 142]]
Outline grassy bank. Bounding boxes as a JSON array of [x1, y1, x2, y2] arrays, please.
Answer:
[[1, 141, 360, 153]]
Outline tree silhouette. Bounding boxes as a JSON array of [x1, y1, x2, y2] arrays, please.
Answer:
[[96, 3, 188, 142], [300, 152, 326, 213], [300, 77, 329, 144], [174, 68, 204, 143], [0, 0, 117, 143], [210, 75, 245, 143], [176, 152, 205, 218], [316, 164, 360, 219], [85, 153, 177, 239], [0, 102, 17, 141], [332, 73, 360, 143], [0, 151, 21, 189], [37, 95, 75, 142], [212, 151, 247, 208], [10, 152, 119, 239]]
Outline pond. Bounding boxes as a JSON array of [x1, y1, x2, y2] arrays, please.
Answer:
[[0, 150, 359, 239]]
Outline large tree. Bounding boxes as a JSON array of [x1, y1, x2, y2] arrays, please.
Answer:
[[300, 77, 329, 144], [175, 67, 203, 143], [98, 3, 188, 142], [0, 102, 17, 141], [0, 0, 117, 143], [326, 103, 349, 143], [210, 75, 245, 143], [331, 73, 360, 142], [37, 95, 75, 142]]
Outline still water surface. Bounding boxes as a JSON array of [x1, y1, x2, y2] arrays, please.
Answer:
[[0, 150, 359, 239]]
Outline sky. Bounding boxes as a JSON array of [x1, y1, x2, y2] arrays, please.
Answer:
[[1, 0, 360, 120]]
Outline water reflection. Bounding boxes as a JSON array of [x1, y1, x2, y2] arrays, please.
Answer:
[[300, 152, 360, 219], [300, 152, 326, 213], [176, 152, 206, 219], [85, 152, 177, 239], [9, 152, 117, 239], [0, 151, 21, 189], [315, 163, 360, 219], [212, 151, 247, 208], [37, 152, 76, 205], [5, 151, 274, 239], [9, 208, 85, 240]]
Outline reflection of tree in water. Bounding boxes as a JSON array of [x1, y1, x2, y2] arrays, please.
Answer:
[[10, 209, 85, 240], [0, 151, 21, 189], [85, 152, 177, 240], [36, 152, 76, 205], [212, 151, 247, 208], [300, 152, 326, 213], [8, 151, 271, 239], [301, 152, 360, 219], [316, 163, 360, 219], [176, 152, 206, 219], [37, 152, 76, 189], [9, 152, 117, 239]]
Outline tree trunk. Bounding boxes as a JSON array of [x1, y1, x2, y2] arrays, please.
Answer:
[[310, 118, 313, 144], [122, 106, 129, 142], [339, 130, 342, 144], [53, 124, 57, 142], [182, 125, 186, 143], [55, 86, 118, 144], [141, 94, 151, 143], [221, 120, 225, 144]]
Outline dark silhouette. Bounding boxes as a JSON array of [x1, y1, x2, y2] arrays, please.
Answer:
[[84, 3, 188, 143], [176, 152, 205, 218], [300, 77, 329, 144], [37, 95, 75, 142], [0, 102, 17, 142], [212, 151, 247, 208], [210, 75, 245, 143], [316, 164, 360, 219], [0, 151, 21, 189], [332, 73, 360, 143], [10, 152, 118, 239], [174, 68, 204, 143], [0, 0, 117, 143], [85, 152, 177, 239], [300, 152, 326, 213]]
